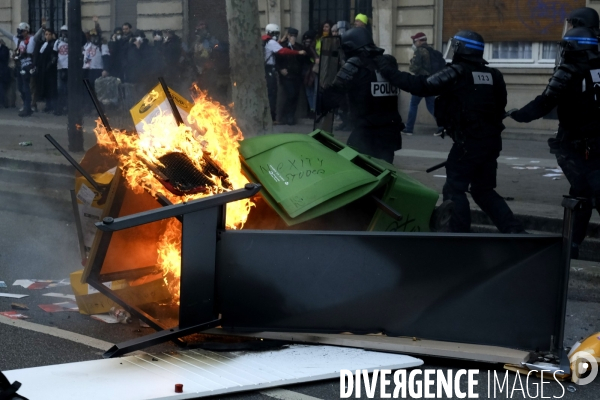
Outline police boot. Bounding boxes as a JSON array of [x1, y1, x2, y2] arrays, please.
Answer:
[[429, 200, 454, 232]]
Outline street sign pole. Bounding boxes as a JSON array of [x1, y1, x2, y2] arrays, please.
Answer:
[[67, 0, 84, 152]]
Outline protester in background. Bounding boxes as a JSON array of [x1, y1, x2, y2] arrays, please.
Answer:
[[331, 24, 339, 36], [276, 27, 306, 125], [403, 32, 445, 136], [0, 39, 9, 107], [163, 29, 183, 85], [119, 23, 134, 82], [128, 30, 153, 96], [315, 20, 333, 57], [31, 20, 47, 113], [263, 23, 306, 122], [83, 17, 110, 84], [38, 28, 57, 113], [149, 30, 166, 77], [53, 25, 69, 116], [302, 30, 318, 118], [0, 22, 37, 116], [108, 27, 123, 79], [354, 14, 368, 28], [192, 21, 219, 91]]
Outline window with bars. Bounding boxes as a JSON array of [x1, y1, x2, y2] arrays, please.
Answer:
[[28, 0, 66, 33], [309, 0, 372, 32]]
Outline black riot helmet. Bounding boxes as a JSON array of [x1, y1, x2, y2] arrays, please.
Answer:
[[446, 30, 486, 63], [564, 7, 600, 35], [341, 27, 374, 56], [560, 27, 599, 55]]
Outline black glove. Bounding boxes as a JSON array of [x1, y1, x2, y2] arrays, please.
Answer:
[[374, 54, 397, 72], [504, 108, 519, 119]]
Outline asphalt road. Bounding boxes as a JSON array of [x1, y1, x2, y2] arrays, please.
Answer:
[[0, 136, 599, 399]]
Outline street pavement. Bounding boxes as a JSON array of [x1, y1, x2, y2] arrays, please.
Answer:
[[0, 109, 599, 398]]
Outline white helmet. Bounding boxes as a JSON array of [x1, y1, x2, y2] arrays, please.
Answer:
[[18, 22, 30, 32], [266, 23, 280, 35], [60, 25, 68, 31]]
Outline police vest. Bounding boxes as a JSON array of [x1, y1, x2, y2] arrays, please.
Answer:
[[347, 59, 402, 129], [557, 56, 600, 140], [439, 62, 505, 139]]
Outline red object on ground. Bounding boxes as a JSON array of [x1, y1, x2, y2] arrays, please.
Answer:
[[175, 384, 183, 393]]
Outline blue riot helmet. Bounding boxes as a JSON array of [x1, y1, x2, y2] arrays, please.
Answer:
[[558, 27, 599, 64], [445, 30, 486, 64]]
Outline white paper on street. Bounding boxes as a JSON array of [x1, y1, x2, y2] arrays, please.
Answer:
[[543, 174, 563, 177], [12, 280, 35, 288], [91, 314, 119, 324], [43, 293, 76, 300], [0, 293, 29, 299]]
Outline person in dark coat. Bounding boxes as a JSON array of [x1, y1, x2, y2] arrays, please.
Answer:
[[0, 39, 9, 107], [38, 28, 57, 112], [127, 30, 153, 96]]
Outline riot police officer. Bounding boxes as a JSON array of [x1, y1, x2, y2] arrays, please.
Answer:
[[508, 28, 600, 258], [375, 30, 524, 234], [322, 28, 403, 163], [555, 8, 599, 67]]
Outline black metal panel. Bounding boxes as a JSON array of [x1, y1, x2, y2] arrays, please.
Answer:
[[179, 208, 220, 328], [216, 231, 563, 352]]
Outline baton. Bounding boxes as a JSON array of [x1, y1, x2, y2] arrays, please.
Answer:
[[426, 161, 447, 173]]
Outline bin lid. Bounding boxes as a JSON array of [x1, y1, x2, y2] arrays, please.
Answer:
[[240, 132, 389, 225]]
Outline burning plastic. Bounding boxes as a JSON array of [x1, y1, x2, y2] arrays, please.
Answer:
[[93, 85, 253, 304]]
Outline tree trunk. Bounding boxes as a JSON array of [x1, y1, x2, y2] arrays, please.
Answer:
[[226, 0, 272, 137]]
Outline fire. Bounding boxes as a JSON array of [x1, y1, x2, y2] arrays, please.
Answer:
[[94, 87, 253, 304]]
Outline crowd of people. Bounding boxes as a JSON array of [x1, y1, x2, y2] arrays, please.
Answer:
[[263, 13, 367, 126], [0, 17, 224, 117]]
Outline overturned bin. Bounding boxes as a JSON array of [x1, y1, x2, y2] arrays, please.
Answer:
[[241, 130, 441, 232]]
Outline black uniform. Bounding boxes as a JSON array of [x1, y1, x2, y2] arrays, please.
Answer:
[[323, 55, 403, 163], [511, 52, 600, 252], [376, 56, 524, 233], [276, 38, 306, 125]]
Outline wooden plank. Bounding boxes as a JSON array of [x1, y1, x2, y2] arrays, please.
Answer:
[[207, 329, 531, 365], [442, 0, 585, 42]]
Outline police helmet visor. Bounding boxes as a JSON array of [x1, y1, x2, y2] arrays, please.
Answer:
[[444, 35, 485, 62]]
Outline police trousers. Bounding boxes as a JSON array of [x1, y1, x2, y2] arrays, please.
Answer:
[[443, 137, 524, 233], [265, 65, 278, 121], [555, 144, 600, 246], [347, 124, 402, 164]]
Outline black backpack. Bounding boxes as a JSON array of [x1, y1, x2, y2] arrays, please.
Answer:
[[425, 46, 447, 75]]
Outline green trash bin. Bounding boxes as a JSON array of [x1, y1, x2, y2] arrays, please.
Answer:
[[240, 130, 440, 232]]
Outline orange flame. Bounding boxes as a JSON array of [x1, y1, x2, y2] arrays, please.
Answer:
[[94, 87, 253, 304]]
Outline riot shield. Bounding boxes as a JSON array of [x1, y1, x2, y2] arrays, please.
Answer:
[[314, 36, 342, 132]]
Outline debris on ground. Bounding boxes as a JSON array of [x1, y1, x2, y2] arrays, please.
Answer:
[[0, 311, 29, 319], [140, 320, 150, 328], [11, 303, 28, 310], [0, 293, 29, 299], [91, 314, 119, 324], [13, 279, 70, 289], [38, 302, 79, 313], [43, 293, 76, 300], [0, 281, 6, 288], [18, 142, 32, 146]]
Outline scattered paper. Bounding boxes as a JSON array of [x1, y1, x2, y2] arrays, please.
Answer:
[[545, 168, 562, 173], [91, 314, 119, 324], [13, 279, 70, 290], [0, 293, 29, 299], [553, 178, 561, 181], [38, 302, 79, 313], [434, 175, 447, 178], [140, 319, 150, 328], [529, 161, 540, 163], [0, 311, 29, 320], [543, 173, 563, 177], [0, 281, 6, 288], [526, 166, 541, 170], [43, 293, 76, 301], [505, 157, 519, 160], [512, 167, 526, 170], [11, 303, 28, 310]]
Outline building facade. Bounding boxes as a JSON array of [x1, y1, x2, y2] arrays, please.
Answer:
[[2, 0, 600, 131]]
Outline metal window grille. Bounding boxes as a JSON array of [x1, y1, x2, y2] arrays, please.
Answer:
[[309, 0, 372, 31], [28, 0, 66, 33]]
